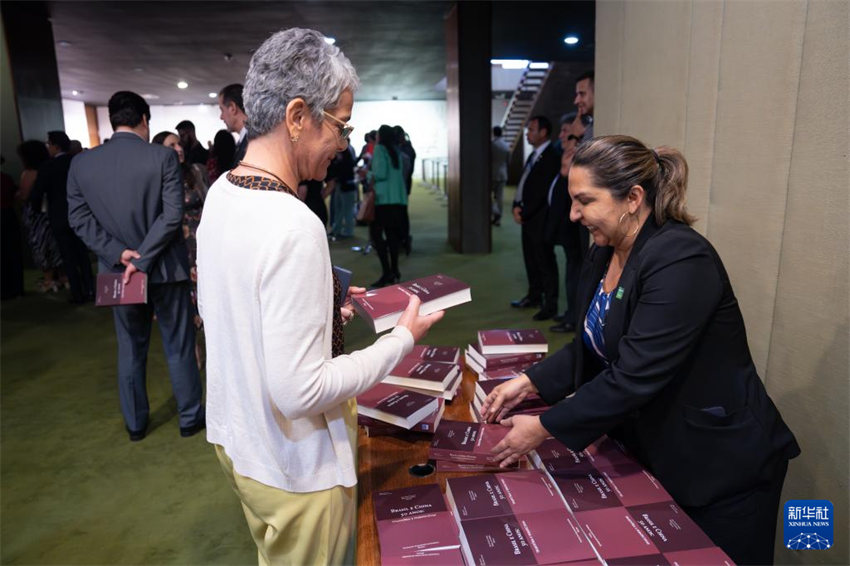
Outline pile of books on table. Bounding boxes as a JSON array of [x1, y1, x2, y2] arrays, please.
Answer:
[[471, 375, 549, 422], [428, 420, 529, 473], [465, 328, 547, 378], [357, 346, 460, 436]]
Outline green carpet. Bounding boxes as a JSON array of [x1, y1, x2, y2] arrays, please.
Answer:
[[0, 180, 576, 565]]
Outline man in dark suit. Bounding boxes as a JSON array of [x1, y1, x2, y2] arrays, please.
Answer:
[[217, 83, 248, 168], [175, 120, 209, 165], [30, 130, 95, 303], [67, 91, 205, 441], [510, 115, 561, 320]]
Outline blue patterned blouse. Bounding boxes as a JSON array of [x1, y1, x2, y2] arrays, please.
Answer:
[[583, 278, 613, 365]]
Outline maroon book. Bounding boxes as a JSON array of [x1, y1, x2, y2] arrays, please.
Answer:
[[607, 555, 671, 565], [359, 399, 445, 435], [357, 383, 439, 429], [550, 468, 624, 512], [530, 438, 598, 477], [663, 547, 735, 565], [626, 502, 715, 554], [458, 508, 598, 565], [373, 484, 464, 565], [465, 343, 545, 372], [383, 358, 460, 392], [445, 471, 566, 521], [352, 274, 471, 333], [478, 329, 548, 355], [95, 272, 148, 306], [402, 371, 462, 401], [435, 459, 526, 473], [574, 507, 661, 561], [429, 420, 511, 466], [408, 344, 461, 364]]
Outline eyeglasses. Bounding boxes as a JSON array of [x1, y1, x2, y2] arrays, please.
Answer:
[[322, 111, 354, 142]]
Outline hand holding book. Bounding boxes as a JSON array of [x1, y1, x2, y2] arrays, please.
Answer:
[[395, 294, 445, 342], [479, 374, 539, 423]]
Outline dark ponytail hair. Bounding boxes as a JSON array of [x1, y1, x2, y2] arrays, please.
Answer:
[[377, 124, 399, 169], [572, 135, 695, 226]]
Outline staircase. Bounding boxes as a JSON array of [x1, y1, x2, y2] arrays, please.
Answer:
[[500, 63, 551, 152]]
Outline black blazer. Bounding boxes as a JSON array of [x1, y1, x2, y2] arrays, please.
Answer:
[[31, 153, 74, 229], [544, 174, 587, 252], [526, 218, 800, 508], [67, 132, 190, 283], [516, 144, 560, 232]]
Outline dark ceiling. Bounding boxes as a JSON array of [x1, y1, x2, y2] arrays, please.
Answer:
[[46, 1, 595, 106]]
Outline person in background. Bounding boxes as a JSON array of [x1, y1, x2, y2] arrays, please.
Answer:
[[368, 124, 407, 287], [206, 129, 236, 184], [327, 144, 358, 239], [15, 140, 63, 293], [175, 120, 210, 166], [572, 70, 595, 142], [152, 130, 209, 369], [298, 179, 329, 227], [490, 126, 510, 226], [69, 140, 83, 155], [31, 131, 95, 303], [217, 83, 248, 168], [67, 91, 205, 442], [196, 28, 443, 565], [1, 156, 24, 300], [394, 125, 415, 255], [481, 135, 799, 566]]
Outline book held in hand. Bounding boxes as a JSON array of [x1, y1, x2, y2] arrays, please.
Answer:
[[95, 272, 148, 306], [357, 383, 439, 430], [428, 420, 512, 466], [478, 329, 548, 355], [352, 274, 471, 333]]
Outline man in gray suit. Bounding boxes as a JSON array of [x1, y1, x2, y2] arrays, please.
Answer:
[[67, 91, 204, 442], [490, 126, 510, 226]]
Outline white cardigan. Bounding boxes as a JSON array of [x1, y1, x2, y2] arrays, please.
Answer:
[[197, 177, 413, 492]]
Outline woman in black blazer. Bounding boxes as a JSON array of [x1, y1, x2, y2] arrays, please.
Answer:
[[481, 135, 799, 565]]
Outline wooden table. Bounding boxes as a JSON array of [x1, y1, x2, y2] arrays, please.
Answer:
[[356, 366, 479, 564]]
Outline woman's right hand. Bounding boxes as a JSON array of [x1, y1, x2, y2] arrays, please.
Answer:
[[480, 374, 538, 423], [395, 295, 444, 343]]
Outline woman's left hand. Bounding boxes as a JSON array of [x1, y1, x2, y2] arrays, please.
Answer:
[[492, 415, 550, 468], [341, 285, 366, 324]]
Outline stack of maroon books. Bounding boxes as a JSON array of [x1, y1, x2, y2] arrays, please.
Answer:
[[464, 341, 546, 377], [445, 470, 599, 566], [428, 420, 527, 472], [381, 346, 462, 401], [471, 376, 548, 422], [356, 383, 440, 431], [372, 483, 464, 565], [531, 436, 736, 565]]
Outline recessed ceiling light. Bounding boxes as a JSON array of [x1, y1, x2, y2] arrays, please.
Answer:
[[324, 37, 336, 45], [142, 93, 160, 100], [564, 36, 579, 45], [71, 90, 82, 96], [529, 62, 549, 70], [208, 92, 217, 98], [491, 59, 529, 70], [177, 81, 189, 89]]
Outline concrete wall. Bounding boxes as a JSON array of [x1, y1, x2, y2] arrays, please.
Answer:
[[595, 1, 849, 563]]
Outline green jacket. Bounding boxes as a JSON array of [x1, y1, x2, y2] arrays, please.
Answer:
[[370, 144, 408, 206]]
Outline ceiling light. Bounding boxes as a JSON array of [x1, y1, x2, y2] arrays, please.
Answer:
[[177, 81, 189, 89], [490, 59, 529, 70], [71, 90, 80, 96], [133, 67, 144, 73], [208, 92, 217, 98], [564, 36, 579, 45], [529, 62, 549, 70], [142, 94, 160, 100], [324, 37, 336, 45]]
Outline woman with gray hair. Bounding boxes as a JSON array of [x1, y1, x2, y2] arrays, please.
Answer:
[[196, 28, 443, 565]]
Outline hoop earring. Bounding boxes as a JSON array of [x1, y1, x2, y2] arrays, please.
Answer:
[[618, 211, 640, 238]]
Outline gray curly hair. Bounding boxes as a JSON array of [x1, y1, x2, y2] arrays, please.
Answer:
[[243, 28, 360, 138]]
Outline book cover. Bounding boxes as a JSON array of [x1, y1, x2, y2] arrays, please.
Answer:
[[478, 329, 548, 355], [550, 468, 624, 512], [599, 467, 673, 508], [663, 547, 735, 565], [435, 459, 524, 473], [373, 484, 464, 565], [529, 438, 597, 477], [478, 367, 527, 381], [466, 342, 546, 370], [574, 507, 661, 561], [401, 372, 462, 400], [626, 502, 714, 554], [383, 358, 459, 391], [95, 272, 148, 307], [429, 420, 511, 466], [352, 274, 471, 333], [357, 383, 439, 429], [445, 471, 566, 521], [607, 555, 671, 565], [409, 344, 461, 364], [458, 509, 598, 566]]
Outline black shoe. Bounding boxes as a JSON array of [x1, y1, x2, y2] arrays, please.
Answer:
[[552, 313, 566, 323], [549, 321, 576, 333], [126, 426, 147, 442], [180, 417, 206, 438], [369, 275, 395, 289], [492, 215, 501, 226], [532, 308, 557, 321], [511, 296, 540, 309]]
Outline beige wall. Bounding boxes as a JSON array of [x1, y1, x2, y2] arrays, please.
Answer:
[[596, 1, 849, 564]]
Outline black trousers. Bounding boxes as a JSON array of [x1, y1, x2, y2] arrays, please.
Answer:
[[522, 221, 558, 310], [559, 242, 583, 323], [370, 204, 406, 279], [52, 221, 95, 301], [684, 460, 789, 565]]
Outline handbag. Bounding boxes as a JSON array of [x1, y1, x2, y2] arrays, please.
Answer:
[[356, 190, 375, 223]]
